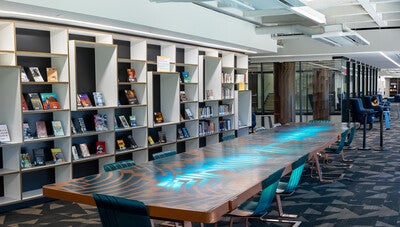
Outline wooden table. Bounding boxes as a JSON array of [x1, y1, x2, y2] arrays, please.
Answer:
[[43, 123, 345, 225]]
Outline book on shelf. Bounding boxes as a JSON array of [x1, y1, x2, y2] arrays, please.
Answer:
[[76, 95, 82, 108], [118, 115, 129, 128], [94, 114, 108, 131], [184, 108, 194, 120], [156, 55, 171, 72], [76, 118, 87, 133], [113, 116, 118, 129], [79, 143, 91, 158], [46, 67, 58, 82], [20, 153, 32, 169], [27, 93, 43, 110], [116, 139, 126, 150], [51, 120, 64, 136], [127, 68, 137, 82], [177, 128, 184, 139], [93, 92, 105, 107], [96, 141, 107, 155], [148, 135, 155, 145], [123, 89, 139, 105], [71, 119, 77, 134], [182, 127, 190, 138], [51, 148, 65, 163], [206, 89, 214, 100], [129, 115, 137, 127], [181, 71, 190, 83], [35, 121, 48, 138], [33, 148, 45, 166], [23, 123, 33, 140], [180, 91, 188, 102], [77, 94, 93, 107], [127, 135, 138, 149], [154, 111, 164, 124], [0, 124, 11, 142], [29, 67, 44, 82], [21, 67, 30, 82], [158, 131, 167, 143], [22, 95, 28, 110], [40, 92, 60, 110], [71, 145, 80, 160], [236, 74, 245, 91]]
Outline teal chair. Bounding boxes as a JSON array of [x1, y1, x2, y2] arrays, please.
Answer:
[[343, 124, 357, 152], [225, 168, 300, 227], [152, 150, 177, 160], [324, 129, 351, 167], [275, 154, 309, 218], [93, 193, 152, 227], [221, 134, 235, 141], [103, 160, 135, 172]]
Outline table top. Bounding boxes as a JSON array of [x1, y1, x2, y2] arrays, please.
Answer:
[[43, 123, 345, 223]]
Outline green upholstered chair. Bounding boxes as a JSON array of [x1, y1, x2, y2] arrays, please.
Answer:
[[275, 154, 309, 218], [93, 193, 152, 227], [103, 160, 135, 172], [226, 168, 300, 227], [152, 150, 177, 160]]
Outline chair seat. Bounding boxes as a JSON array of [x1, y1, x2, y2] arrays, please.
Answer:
[[228, 200, 259, 217], [276, 182, 294, 194]]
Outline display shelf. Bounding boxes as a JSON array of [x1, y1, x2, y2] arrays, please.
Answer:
[[114, 36, 147, 61], [22, 188, 43, 200], [116, 146, 147, 155], [199, 55, 222, 102], [69, 29, 113, 44], [0, 21, 16, 66], [22, 109, 70, 115], [1, 146, 20, 175], [21, 161, 70, 173], [235, 90, 252, 130]]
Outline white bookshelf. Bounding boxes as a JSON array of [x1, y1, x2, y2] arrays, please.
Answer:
[[0, 21, 16, 66]]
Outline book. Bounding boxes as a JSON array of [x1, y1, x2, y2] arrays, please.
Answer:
[[158, 131, 167, 143], [124, 89, 139, 105], [40, 92, 60, 110], [157, 55, 171, 72], [20, 153, 32, 168], [71, 145, 80, 160], [29, 67, 44, 82], [185, 108, 194, 120], [96, 141, 106, 155], [127, 68, 137, 82], [35, 121, 48, 138], [33, 148, 45, 166], [77, 94, 93, 107], [79, 143, 91, 158], [93, 92, 105, 107], [21, 67, 30, 82], [148, 136, 155, 145], [22, 95, 28, 110], [180, 91, 188, 101], [51, 148, 65, 163], [119, 115, 129, 128], [27, 93, 43, 110], [177, 128, 184, 139], [23, 123, 33, 140], [51, 120, 64, 136], [76, 95, 82, 108], [129, 115, 137, 127], [181, 71, 190, 83], [77, 118, 87, 133], [71, 120, 77, 134], [0, 124, 11, 142], [46, 67, 58, 82], [182, 127, 190, 138], [127, 135, 138, 149], [154, 111, 164, 124], [94, 114, 108, 131], [116, 139, 126, 150]]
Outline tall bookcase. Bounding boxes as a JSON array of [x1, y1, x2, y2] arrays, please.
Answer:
[[0, 19, 250, 206]]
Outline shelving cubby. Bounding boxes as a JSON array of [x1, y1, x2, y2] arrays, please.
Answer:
[[147, 42, 176, 72], [199, 55, 222, 102], [235, 90, 252, 136], [0, 21, 16, 66], [148, 124, 177, 160]]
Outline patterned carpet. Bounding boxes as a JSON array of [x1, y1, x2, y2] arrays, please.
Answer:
[[1, 112, 399, 226]]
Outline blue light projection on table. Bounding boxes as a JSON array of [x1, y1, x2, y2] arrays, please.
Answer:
[[156, 125, 332, 190]]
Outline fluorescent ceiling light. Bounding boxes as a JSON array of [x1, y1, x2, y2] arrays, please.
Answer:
[[380, 52, 400, 68], [291, 6, 326, 24], [0, 9, 257, 54]]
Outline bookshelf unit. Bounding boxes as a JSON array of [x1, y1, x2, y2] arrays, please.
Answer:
[[0, 19, 249, 207]]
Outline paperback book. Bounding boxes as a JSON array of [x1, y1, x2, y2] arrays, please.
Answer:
[[180, 91, 188, 101], [77, 94, 93, 107], [29, 67, 44, 82], [94, 114, 108, 131], [182, 127, 190, 138], [20, 153, 32, 169], [21, 67, 30, 82], [71, 145, 80, 160], [124, 89, 139, 105], [33, 148, 45, 166], [181, 71, 190, 83], [40, 92, 60, 110], [129, 115, 137, 127], [23, 123, 33, 140], [116, 139, 126, 150], [127, 135, 138, 149], [46, 67, 58, 82], [35, 121, 48, 138], [96, 141, 106, 155], [51, 120, 64, 136], [77, 118, 87, 133], [185, 108, 194, 120], [154, 111, 164, 124], [27, 93, 43, 110], [158, 131, 167, 143], [148, 135, 155, 145], [118, 115, 130, 128], [51, 148, 65, 163], [93, 92, 105, 107], [0, 124, 11, 142], [127, 68, 137, 82], [22, 95, 28, 110], [79, 143, 91, 158]]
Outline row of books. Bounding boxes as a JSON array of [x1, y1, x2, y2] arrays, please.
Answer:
[[77, 92, 105, 107], [21, 66, 58, 83], [23, 121, 65, 140], [219, 104, 231, 116], [21, 147, 65, 169], [177, 127, 190, 139], [71, 114, 108, 134], [199, 120, 216, 136], [199, 106, 214, 118], [222, 88, 234, 99], [219, 119, 233, 131], [22, 92, 60, 111], [116, 135, 139, 151], [221, 73, 234, 83], [72, 142, 107, 160], [148, 131, 167, 145]]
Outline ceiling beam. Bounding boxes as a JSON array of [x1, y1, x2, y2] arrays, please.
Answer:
[[357, 0, 388, 27], [244, 8, 292, 17], [376, 2, 400, 13]]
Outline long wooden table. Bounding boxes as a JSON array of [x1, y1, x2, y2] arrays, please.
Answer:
[[43, 123, 345, 225]]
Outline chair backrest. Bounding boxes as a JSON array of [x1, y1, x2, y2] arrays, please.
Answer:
[[93, 193, 152, 227], [152, 150, 177, 160], [284, 154, 309, 193], [332, 130, 349, 154], [252, 168, 285, 216], [344, 124, 356, 147], [221, 134, 235, 141], [103, 160, 135, 172], [309, 119, 331, 124]]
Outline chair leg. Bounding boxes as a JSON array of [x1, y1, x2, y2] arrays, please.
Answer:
[[275, 194, 298, 218], [260, 213, 302, 227], [229, 217, 234, 227], [341, 151, 354, 162]]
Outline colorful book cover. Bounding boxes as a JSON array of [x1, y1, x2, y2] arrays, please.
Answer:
[[79, 143, 91, 158], [40, 92, 60, 110], [181, 71, 190, 83], [154, 111, 164, 124], [29, 67, 44, 82], [116, 139, 126, 150], [127, 68, 137, 82], [92, 92, 105, 106], [35, 121, 48, 138], [129, 115, 137, 127], [46, 67, 58, 82], [94, 114, 108, 131], [21, 67, 30, 82], [51, 148, 65, 163], [71, 145, 80, 160], [96, 141, 106, 155], [77, 93, 92, 107], [22, 95, 28, 111], [119, 115, 129, 128], [27, 93, 43, 110], [51, 120, 64, 136], [33, 148, 45, 166], [124, 89, 139, 105]]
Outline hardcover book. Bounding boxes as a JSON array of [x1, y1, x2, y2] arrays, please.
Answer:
[[96, 141, 106, 155], [127, 68, 137, 82], [118, 115, 130, 128], [51, 148, 65, 163], [27, 93, 43, 110], [21, 67, 30, 82], [129, 115, 137, 127], [40, 92, 60, 110], [79, 143, 91, 158], [181, 71, 190, 83], [29, 67, 44, 82], [93, 92, 105, 107], [116, 139, 126, 150], [71, 145, 80, 160], [124, 89, 139, 105], [77, 93, 93, 107], [35, 121, 48, 138], [154, 111, 164, 124], [33, 148, 45, 166], [51, 120, 64, 136], [127, 135, 138, 149], [94, 114, 108, 131], [0, 124, 11, 142], [46, 67, 58, 82]]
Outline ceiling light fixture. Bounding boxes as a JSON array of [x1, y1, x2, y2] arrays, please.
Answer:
[[380, 52, 400, 68], [291, 6, 326, 24]]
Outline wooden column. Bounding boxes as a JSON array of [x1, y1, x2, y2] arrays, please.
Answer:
[[313, 68, 330, 120], [273, 62, 295, 124]]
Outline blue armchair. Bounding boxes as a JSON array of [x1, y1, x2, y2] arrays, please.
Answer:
[[363, 96, 384, 118], [349, 98, 375, 130], [377, 94, 391, 110]]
